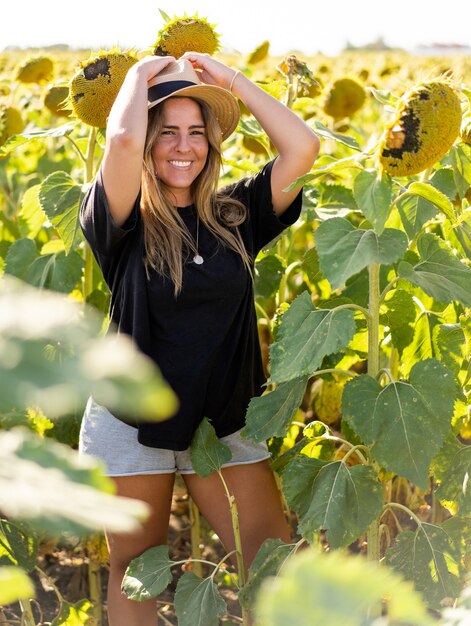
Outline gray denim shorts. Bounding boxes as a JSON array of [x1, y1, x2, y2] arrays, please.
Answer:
[[78, 397, 270, 476]]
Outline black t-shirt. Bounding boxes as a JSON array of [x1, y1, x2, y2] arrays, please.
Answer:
[[79, 159, 302, 450]]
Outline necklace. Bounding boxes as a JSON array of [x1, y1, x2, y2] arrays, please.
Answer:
[[193, 216, 204, 265]]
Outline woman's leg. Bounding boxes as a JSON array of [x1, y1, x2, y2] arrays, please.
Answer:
[[105, 473, 175, 626], [182, 460, 292, 576]]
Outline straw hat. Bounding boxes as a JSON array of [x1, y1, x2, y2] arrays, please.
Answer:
[[147, 59, 240, 141]]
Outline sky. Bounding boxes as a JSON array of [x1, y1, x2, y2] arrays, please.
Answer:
[[3, 0, 471, 57]]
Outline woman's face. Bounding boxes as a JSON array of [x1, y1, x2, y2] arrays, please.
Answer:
[[152, 97, 209, 206]]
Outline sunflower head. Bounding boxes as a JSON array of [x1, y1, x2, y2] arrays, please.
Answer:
[[322, 78, 366, 119], [15, 56, 54, 84], [69, 49, 138, 128], [153, 13, 220, 59], [379, 79, 462, 177], [0, 103, 25, 146], [44, 84, 72, 118], [247, 41, 270, 65]]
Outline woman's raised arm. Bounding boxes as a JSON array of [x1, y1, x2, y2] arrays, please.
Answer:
[[182, 52, 320, 217], [101, 56, 175, 226]]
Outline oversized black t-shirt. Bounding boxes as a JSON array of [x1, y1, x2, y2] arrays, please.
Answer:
[[80, 159, 302, 450]]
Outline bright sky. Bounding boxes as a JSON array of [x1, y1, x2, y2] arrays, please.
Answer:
[[4, 0, 470, 57]]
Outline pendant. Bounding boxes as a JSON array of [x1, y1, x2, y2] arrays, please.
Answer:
[[193, 254, 204, 265]]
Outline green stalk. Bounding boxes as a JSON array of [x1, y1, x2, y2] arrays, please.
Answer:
[[83, 126, 98, 300], [88, 559, 103, 626], [366, 262, 381, 562], [189, 497, 203, 577], [18, 599, 36, 626], [218, 471, 249, 626]]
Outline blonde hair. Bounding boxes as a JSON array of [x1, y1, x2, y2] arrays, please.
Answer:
[[141, 96, 251, 295]]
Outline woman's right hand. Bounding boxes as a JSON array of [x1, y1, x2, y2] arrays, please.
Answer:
[[131, 55, 177, 83]]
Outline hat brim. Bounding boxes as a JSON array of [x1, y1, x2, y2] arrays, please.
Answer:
[[148, 83, 240, 142]]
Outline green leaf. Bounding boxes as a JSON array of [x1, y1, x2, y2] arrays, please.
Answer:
[[255, 254, 285, 298], [433, 433, 471, 515], [269, 291, 356, 383], [0, 520, 38, 572], [174, 572, 227, 626], [433, 323, 466, 376], [0, 428, 149, 536], [385, 523, 461, 609], [450, 143, 471, 199], [39, 171, 85, 254], [314, 218, 408, 289], [301, 247, 323, 283], [50, 599, 93, 626], [255, 548, 431, 626], [401, 181, 456, 222], [396, 192, 439, 240], [311, 121, 361, 151], [0, 277, 178, 421], [453, 209, 471, 259], [401, 310, 437, 377], [0, 566, 35, 605], [241, 377, 307, 443], [282, 456, 383, 548], [122, 545, 173, 601], [239, 538, 295, 609], [18, 185, 46, 238], [190, 418, 232, 477], [0, 123, 74, 157], [380, 289, 416, 355], [5, 238, 83, 293], [342, 359, 457, 488], [398, 233, 471, 307], [353, 168, 393, 234]]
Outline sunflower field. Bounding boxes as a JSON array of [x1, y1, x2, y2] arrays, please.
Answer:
[[0, 11, 471, 626]]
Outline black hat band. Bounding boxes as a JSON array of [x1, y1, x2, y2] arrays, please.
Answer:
[[148, 80, 197, 103]]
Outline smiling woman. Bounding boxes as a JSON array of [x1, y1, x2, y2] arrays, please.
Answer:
[[78, 52, 319, 626]]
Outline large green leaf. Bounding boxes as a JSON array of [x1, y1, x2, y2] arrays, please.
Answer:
[[380, 289, 416, 355], [311, 121, 361, 151], [241, 377, 307, 443], [254, 254, 285, 298], [342, 359, 457, 488], [353, 168, 393, 234], [255, 548, 431, 626], [282, 456, 383, 548], [190, 418, 232, 477], [398, 233, 471, 307], [449, 143, 471, 199], [122, 545, 173, 600], [238, 538, 295, 609], [0, 123, 75, 157], [395, 193, 439, 240], [314, 218, 408, 289], [269, 291, 356, 383], [0, 428, 148, 535], [433, 434, 471, 515], [433, 323, 466, 376], [4, 238, 83, 293], [400, 182, 456, 222], [18, 185, 46, 238], [174, 572, 227, 626], [0, 520, 38, 572], [50, 599, 93, 626], [400, 310, 437, 377], [385, 523, 462, 609], [0, 277, 178, 420], [0, 566, 35, 605], [39, 171, 85, 254]]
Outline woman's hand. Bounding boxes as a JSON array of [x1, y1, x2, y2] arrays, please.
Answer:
[[181, 52, 237, 91], [131, 54, 177, 83]]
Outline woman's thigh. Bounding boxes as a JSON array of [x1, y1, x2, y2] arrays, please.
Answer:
[[183, 460, 292, 571], [106, 473, 176, 568]]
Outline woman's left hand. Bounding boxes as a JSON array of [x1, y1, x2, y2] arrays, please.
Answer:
[[181, 52, 236, 91]]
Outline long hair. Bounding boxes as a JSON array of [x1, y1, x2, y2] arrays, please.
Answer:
[[140, 96, 251, 295]]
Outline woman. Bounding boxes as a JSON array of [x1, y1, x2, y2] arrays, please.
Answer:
[[79, 52, 319, 626]]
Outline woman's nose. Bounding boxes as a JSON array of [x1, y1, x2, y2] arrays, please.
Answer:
[[175, 134, 191, 151]]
